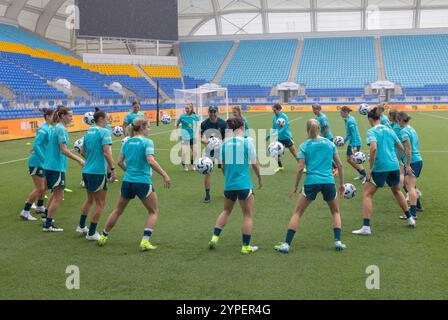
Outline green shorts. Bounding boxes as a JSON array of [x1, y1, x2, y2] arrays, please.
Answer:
[[303, 184, 337, 201], [371, 170, 400, 188], [224, 189, 253, 202], [82, 173, 108, 193], [121, 182, 155, 200], [45, 170, 66, 190], [29, 167, 45, 178], [279, 139, 294, 148]]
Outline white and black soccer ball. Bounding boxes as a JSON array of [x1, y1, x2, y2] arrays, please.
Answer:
[[83, 111, 95, 126], [112, 126, 124, 137], [353, 151, 367, 164], [359, 103, 370, 116], [161, 114, 171, 125], [121, 136, 130, 145], [74, 137, 84, 154], [268, 141, 285, 158], [276, 118, 286, 128], [406, 188, 422, 202], [334, 136, 345, 147], [343, 183, 357, 199], [195, 157, 214, 175], [207, 136, 222, 150]]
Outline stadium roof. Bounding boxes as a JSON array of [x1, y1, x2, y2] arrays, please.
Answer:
[[1, 0, 448, 45]]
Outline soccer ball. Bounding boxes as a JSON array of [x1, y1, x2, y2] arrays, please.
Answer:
[[343, 183, 357, 199], [276, 118, 286, 128], [268, 141, 285, 158], [406, 188, 422, 202], [161, 114, 171, 124], [83, 111, 95, 125], [74, 138, 84, 153], [353, 151, 366, 164], [207, 136, 222, 150], [112, 126, 123, 137], [195, 157, 214, 175], [334, 136, 345, 147], [359, 103, 370, 116], [121, 136, 130, 145]]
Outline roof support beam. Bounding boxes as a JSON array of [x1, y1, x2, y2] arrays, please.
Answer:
[[35, 0, 67, 36], [4, 0, 28, 20], [211, 0, 222, 35], [414, 0, 422, 29], [261, 0, 269, 34]]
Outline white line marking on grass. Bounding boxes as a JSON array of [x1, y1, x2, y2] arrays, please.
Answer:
[[417, 113, 448, 120]]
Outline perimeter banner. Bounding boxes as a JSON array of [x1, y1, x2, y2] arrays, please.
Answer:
[[0, 110, 164, 141], [246, 104, 448, 112]]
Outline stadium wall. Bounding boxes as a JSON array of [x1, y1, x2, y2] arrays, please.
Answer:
[[1, 103, 448, 141]]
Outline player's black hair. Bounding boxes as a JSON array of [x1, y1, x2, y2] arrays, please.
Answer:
[[341, 106, 352, 113], [272, 104, 282, 111], [397, 111, 412, 123], [312, 104, 322, 110], [52, 105, 71, 123], [227, 117, 244, 130], [42, 107, 54, 120], [94, 109, 107, 123], [367, 107, 381, 121], [389, 109, 399, 121], [132, 101, 139, 106]]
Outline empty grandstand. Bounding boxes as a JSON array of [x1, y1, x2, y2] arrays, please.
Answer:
[[0, 0, 448, 116]]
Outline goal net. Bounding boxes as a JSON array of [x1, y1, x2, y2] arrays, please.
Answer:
[[174, 84, 229, 124]]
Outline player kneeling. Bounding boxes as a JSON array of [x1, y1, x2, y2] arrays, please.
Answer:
[[208, 117, 263, 254], [98, 118, 171, 251], [77, 109, 116, 240], [274, 119, 346, 253]]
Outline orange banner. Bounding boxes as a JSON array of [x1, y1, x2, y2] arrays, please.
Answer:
[[0, 110, 167, 141], [247, 105, 343, 112], [247, 103, 448, 113]]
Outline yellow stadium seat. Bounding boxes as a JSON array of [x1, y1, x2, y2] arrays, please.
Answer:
[[140, 65, 181, 78]]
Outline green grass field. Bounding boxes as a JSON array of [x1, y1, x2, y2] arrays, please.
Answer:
[[1, 111, 447, 300]]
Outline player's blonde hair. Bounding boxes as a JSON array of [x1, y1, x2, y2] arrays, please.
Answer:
[[307, 119, 320, 139], [129, 118, 149, 137]]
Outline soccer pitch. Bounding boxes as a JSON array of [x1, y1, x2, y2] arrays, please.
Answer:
[[0, 111, 447, 300]]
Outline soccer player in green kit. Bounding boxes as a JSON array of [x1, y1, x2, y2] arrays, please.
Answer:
[[397, 111, 423, 220], [122, 101, 145, 136], [77, 109, 116, 241], [352, 107, 416, 236], [274, 119, 346, 253], [176, 103, 200, 171], [340, 106, 366, 182], [266, 104, 298, 173], [43, 106, 85, 232], [21, 108, 53, 221], [98, 118, 171, 251], [208, 117, 263, 254]]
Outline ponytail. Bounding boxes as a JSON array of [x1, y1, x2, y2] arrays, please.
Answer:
[[42, 107, 54, 121], [367, 107, 381, 121], [129, 118, 149, 137], [52, 105, 70, 123], [397, 111, 411, 123], [306, 119, 320, 139]]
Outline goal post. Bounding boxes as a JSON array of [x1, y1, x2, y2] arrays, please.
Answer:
[[174, 84, 229, 124]]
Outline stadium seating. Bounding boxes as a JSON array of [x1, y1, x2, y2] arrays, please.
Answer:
[[180, 41, 233, 85], [0, 24, 71, 56], [297, 37, 376, 96], [221, 39, 297, 90], [0, 55, 66, 100], [140, 65, 183, 97], [90, 64, 157, 99], [382, 35, 448, 94]]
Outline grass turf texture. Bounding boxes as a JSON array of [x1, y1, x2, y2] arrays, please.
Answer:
[[0, 111, 447, 300]]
